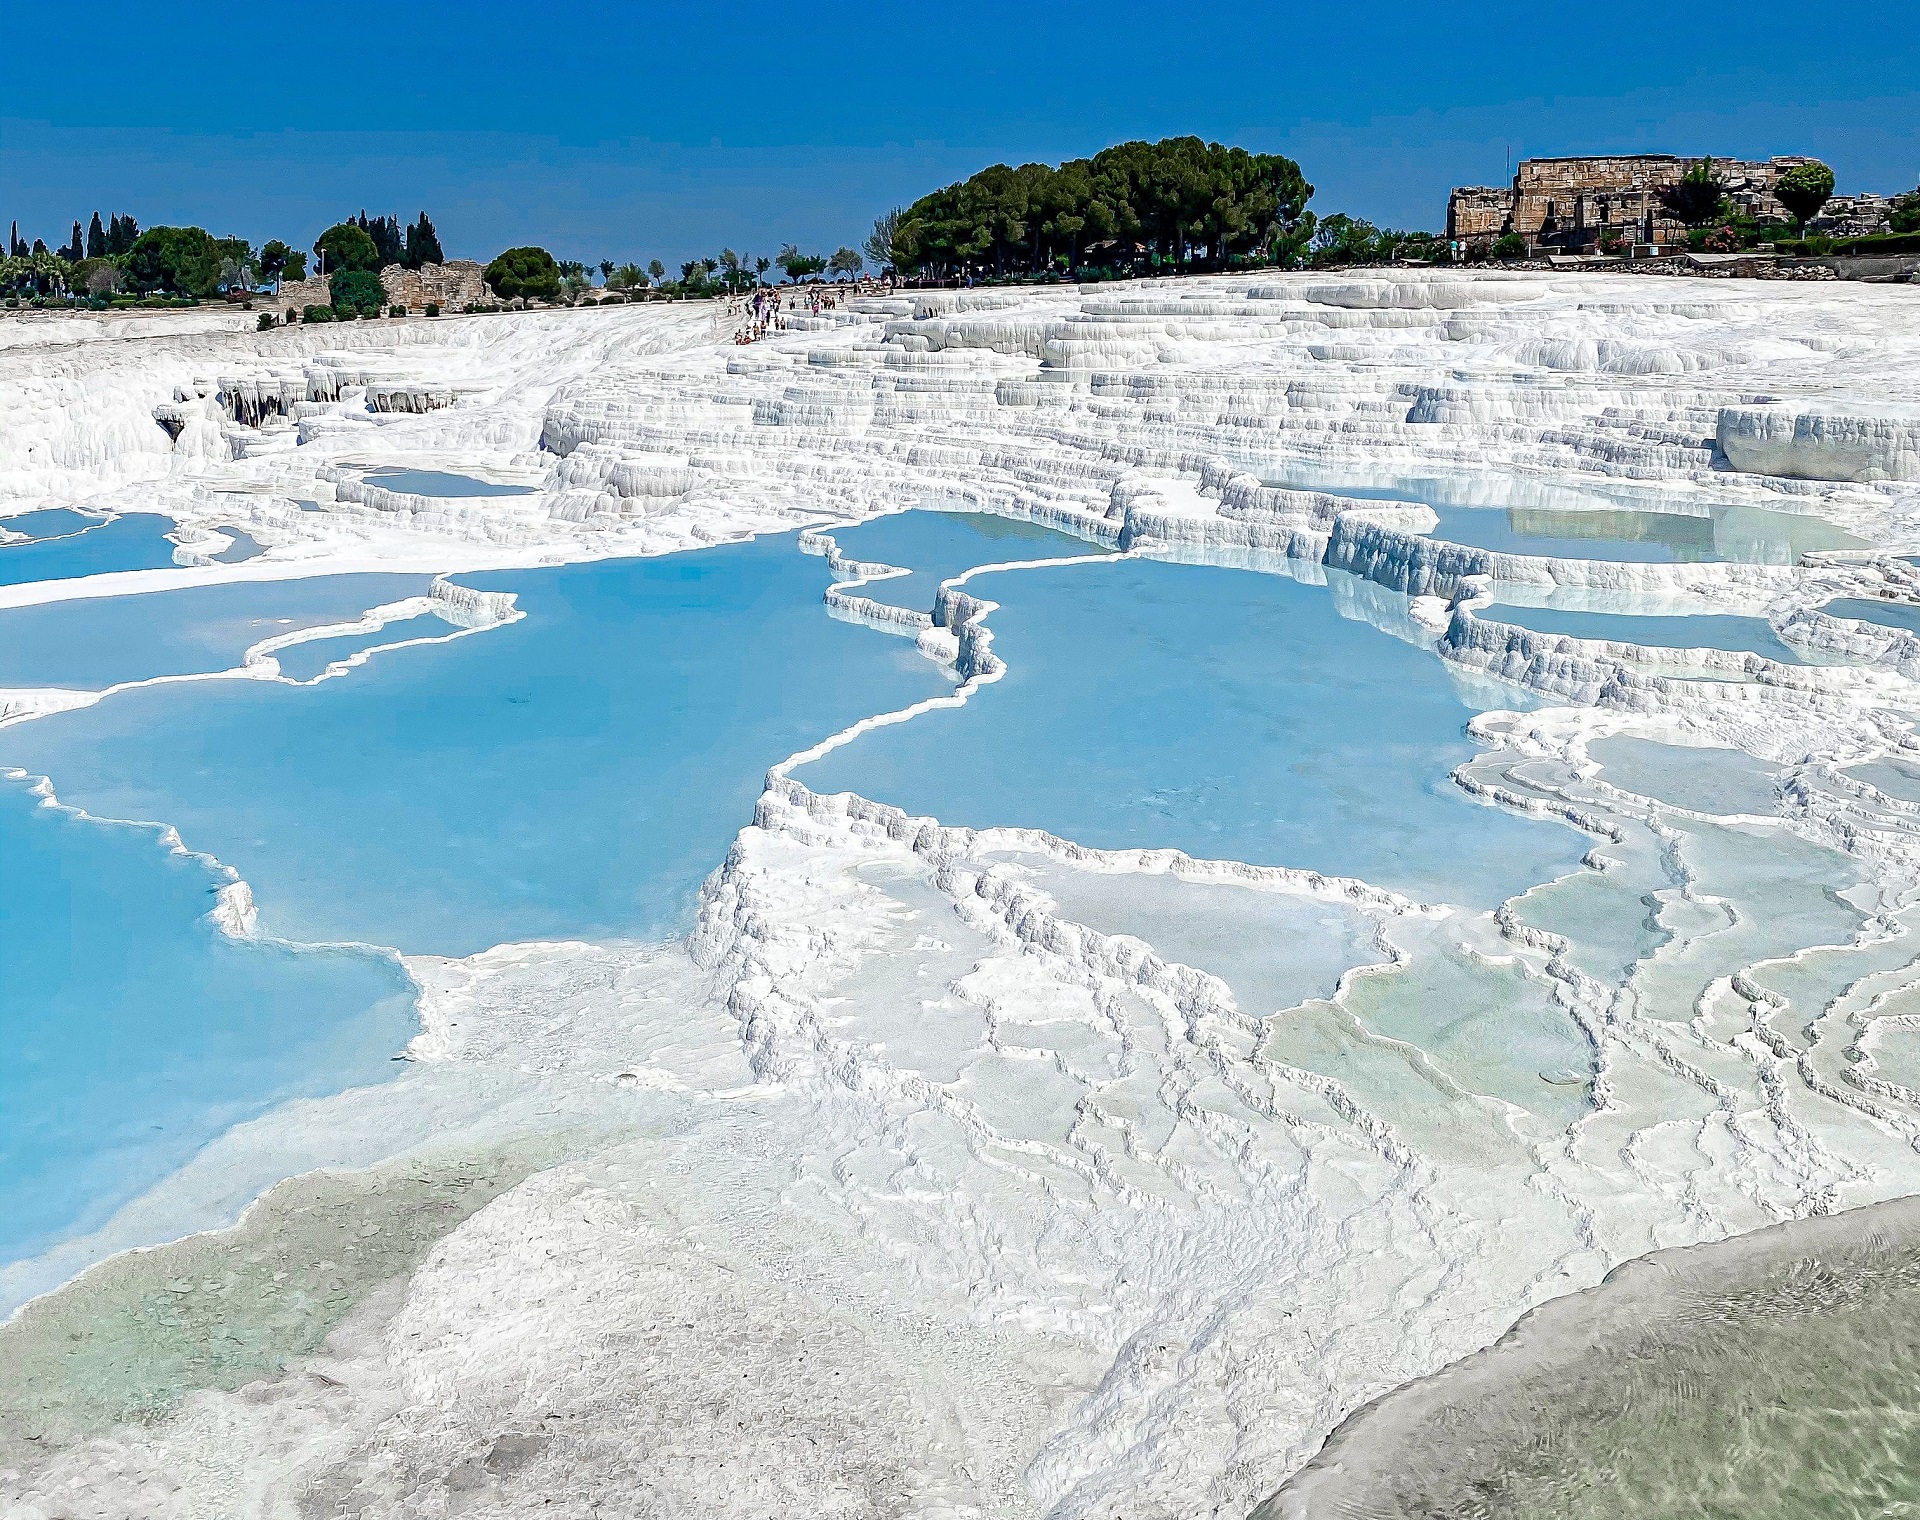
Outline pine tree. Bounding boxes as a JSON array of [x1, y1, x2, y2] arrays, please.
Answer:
[[87, 212, 106, 259]]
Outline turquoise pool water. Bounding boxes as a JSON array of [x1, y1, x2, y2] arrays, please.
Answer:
[[1825, 598, 1920, 638], [271, 610, 454, 683], [2, 534, 956, 956], [799, 556, 1588, 907], [0, 575, 432, 690], [367, 469, 534, 498], [1, 508, 102, 543], [1482, 604, 1807, 664], [824, 510, 1102, 614], [210, 530, 266, 563], [0, 777, 416, 1263], [0, 513, 178, 586]]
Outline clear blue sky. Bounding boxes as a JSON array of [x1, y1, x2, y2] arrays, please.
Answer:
[[4, 1, 1915, 267]]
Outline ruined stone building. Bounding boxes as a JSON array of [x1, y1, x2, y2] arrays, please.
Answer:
[[273, 260, 490, 312], [1447, 155, 1823, 250]]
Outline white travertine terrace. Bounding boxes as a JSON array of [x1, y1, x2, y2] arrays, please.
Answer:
[[5, 273, 1920, 1517]]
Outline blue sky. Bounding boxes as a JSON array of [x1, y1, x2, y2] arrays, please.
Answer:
[[4, 1, 1915, 267]]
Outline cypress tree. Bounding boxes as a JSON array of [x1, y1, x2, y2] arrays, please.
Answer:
[[405, 212, 444, 269], [63, 222, 84, 262], [87, 212, 106, 259], [8, 222, 22, 258], [107, 215, 139, 256]]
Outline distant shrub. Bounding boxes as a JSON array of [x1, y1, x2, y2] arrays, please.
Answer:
[[424, 301, 440, 316], [1702, 225, 1741, 253], [1492, 232, 1527, 260], [389, 303, 407, 318], [256, 312, 276, 331], [302, 304, 335, 323], [1775, 231, 1920, 257]]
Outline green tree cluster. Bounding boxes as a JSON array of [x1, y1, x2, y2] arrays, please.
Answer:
[[1891, 186, 1920, 234], [1322, 216, 1450, 266], [352, 212, 405, 267], [329, 268, 386, 315], [312, 213, 443, 275], [776, 245, 828, 281], [890, 137, 1314, 278], [483, 246, 561, 303], [403, 213, 444, 268], [125, 226, 252, 296]]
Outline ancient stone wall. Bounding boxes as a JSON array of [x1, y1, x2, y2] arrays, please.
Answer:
[[272, 274, 332, 311], [264, 261, 489, 314], [379, 260, 489, 311], [1811, 194, 1894, 238], [1446, 187, 1510, 240], [1448, 154, 1826, 250]]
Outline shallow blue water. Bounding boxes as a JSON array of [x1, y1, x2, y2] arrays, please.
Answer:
[[0, 777, 415, 1263], [1259, 464, 1863, 565], [1825, 598, 1920, 638], [0, 575, 431, 690], [2, 535, 955, 956], [1483, 604, 1807, 664], [272, 610, 453, 683], [0, 508, 102, 543], [211, 530, 267, 563], [1430, 504, 1724, 563], [0, 513, 179, 587], [825, 510, 1101, 614], [800, 557, 1587, 907], [368, 468, 533, 498]]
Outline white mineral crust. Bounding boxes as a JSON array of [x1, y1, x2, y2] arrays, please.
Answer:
[[6, 272, 1920, 1518]]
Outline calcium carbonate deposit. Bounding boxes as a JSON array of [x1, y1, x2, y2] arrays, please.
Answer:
[[4, 271, 1920, 1518]]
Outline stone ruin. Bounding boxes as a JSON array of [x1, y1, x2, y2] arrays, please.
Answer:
[[270, 260, 490, 314], [1446, 154, 1843, 252]]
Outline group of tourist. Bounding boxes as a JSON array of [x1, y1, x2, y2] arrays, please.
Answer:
[[729, 278, 891, 344]]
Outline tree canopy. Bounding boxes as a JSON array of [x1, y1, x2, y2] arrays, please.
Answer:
[[330, 268, 386, 314], [484, 245, 561, 302], [125, 226, 231, 296], [352, 212, 405, 268], [314, 223, 381, 274], [863, 210, 901, 273], [1774, 161, 1835, 228], [1659, 159, 1731, 229], [1889, 185, 1920, 234], [890, 137, 1314, 278], [776, 245, 828, 281]]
